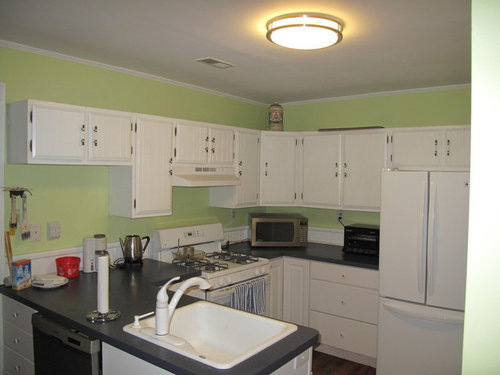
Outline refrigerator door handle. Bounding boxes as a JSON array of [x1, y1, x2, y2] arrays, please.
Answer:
[[416, 180, 427, 295], [427, 180, 438, 297], [382, 301, 464, 325]]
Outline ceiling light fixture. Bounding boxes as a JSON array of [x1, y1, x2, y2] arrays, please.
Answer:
[[266, 12, 343, 50]]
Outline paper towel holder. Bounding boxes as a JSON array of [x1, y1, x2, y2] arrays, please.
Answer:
[[87, 251, 120, 323]]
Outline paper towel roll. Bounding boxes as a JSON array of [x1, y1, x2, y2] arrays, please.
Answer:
[[97, 253, 109, 314], [82, 237, 96, 273]]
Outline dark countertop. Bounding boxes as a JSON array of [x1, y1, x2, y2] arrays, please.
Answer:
[[0, 259, 318, 375], [226, 242, 379, 270]]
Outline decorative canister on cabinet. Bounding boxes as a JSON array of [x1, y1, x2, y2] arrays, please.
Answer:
[[268, 102, 283, 131]]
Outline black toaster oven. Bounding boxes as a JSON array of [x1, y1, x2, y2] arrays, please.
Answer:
[[343, 224, 380, 256]]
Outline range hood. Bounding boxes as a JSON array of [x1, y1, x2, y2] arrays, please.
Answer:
[[172, 166, 240, 187]]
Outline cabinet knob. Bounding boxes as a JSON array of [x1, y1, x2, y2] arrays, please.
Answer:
[[239, 161, 243, 166], [211, 148, 215, 153], [205, 147, 209, 153], [12, 312, 19, 318], [14, 364, 21, 371], [81, 139, 85, 146], [340, 332, 344, 338], [205, 136, 209, 142], [341, 299, 345, 305], [265, 171, 268, 176], [212, 137, 216, 143], [93, 126, 98, 132], [238, 171, 243, 176], [169, 170, 173, 175], [341, 274, 346, 279], [93, 139, 98, 147], [81, 124, 86, 131]]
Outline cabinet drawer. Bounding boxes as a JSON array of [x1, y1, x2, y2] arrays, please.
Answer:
[[2, 297, 36, 332], [4, 321, 34, 361], [3, 345, 34, 375], [309, 311, 377, 358], [310, 279, 378, 324], [310, 261, 378, 289]]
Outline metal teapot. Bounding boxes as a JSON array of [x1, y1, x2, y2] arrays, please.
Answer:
[[119, 235, 150, 264]]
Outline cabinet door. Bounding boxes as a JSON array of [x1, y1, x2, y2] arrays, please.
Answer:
[[174, 121, 208, 164], [208, 127, 234, 165], [342, 131, 387, 211], [302, 133, 341, 208], [234, 129, 259, 206], [87, 110, 134, 164], [260, 132, 298, 206], [133, 116, 174, 217], [31, 102, 86, 163], [269, 258, 284, 320], [390, 128, 442, 169], [283, 257, 310, 326], [444, 127, 470, 169]]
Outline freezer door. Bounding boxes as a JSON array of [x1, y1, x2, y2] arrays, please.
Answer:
[[427, 172, 470, 310], [379, 171, 428, 303], [377, 298, 464, 375]]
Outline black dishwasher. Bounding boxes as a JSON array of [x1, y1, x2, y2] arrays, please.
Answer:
[[32, 313, 101, 375]]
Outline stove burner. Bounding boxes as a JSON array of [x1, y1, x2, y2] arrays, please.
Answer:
[[173, 258, 229, 273], [205, 251, 259, 264]]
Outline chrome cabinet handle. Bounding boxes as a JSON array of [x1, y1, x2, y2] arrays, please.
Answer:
[[93, 139, 98, 147]]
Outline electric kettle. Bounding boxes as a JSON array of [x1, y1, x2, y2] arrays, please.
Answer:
[[119, 235, 150, 264]]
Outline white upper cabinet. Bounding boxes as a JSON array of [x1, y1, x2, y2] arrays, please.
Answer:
[[259, 131, 301, 206], [389, 125, 470, 170], [173, 120, 234, 166], [86, 109, 134, 164], [302, 133, 342, 208], [7, 99, 133, 165], [8, 100, 87, 164], [209, 128, 260, 208], [342, 130, 387, 211], [109, 115, 174, 218]]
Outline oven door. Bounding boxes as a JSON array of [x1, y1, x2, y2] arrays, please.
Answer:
[[206, 275, 271, 317]]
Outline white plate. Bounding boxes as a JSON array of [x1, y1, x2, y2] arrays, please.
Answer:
[[32, 274, 69, 289]]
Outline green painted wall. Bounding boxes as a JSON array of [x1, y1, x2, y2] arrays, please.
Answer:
[[283, 88, 471, 131], [1, 46, 471, 256], [1, 47, 266, 255]]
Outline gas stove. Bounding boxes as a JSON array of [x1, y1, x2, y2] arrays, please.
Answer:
[[151, 223, 270, 287]]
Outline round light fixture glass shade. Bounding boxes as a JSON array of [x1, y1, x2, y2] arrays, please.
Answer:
[[266, 13, 343, 50]]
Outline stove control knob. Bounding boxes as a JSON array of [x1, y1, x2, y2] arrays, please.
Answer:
[[254, 269, 260, 276]]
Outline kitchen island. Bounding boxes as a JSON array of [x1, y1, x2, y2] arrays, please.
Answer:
[[1, 259, 318, 375]]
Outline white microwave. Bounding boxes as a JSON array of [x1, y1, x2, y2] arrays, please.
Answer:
[[250, 213, 308, 247]]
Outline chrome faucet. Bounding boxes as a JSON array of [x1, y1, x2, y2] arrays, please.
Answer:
[[155, 276, 211, 336]]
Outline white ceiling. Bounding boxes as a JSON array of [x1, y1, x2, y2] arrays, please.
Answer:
[[0, 0, 471, 105]]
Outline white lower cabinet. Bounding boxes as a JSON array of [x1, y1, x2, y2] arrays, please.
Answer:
[[282, 257, 310, 326], [308, 261, 378, 366], [2, 296, 37, 375], [269, 257, 284, 320], [102, 342, 312, 375]]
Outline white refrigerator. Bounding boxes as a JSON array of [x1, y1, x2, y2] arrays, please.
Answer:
[[377, 170, 469, 375]]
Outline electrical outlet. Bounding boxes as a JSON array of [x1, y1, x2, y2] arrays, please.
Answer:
[[47, 221, 61, 240], [337, 211, 343, 221], [30, 224, 41, 242]]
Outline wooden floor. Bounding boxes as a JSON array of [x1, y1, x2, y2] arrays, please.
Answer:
[[312, 351, 376, 375]]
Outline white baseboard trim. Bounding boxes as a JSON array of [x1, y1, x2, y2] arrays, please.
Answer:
[[6, 225, 343, 278], [12, 242, 123, 276], [223, 226, 344, 246]]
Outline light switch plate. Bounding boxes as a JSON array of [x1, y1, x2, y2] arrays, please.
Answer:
[[47, 221, 61, 239]]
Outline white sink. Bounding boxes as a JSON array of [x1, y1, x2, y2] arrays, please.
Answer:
[[123, 301, 297, 369]]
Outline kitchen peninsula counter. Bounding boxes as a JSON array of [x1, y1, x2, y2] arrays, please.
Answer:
[[227, 242, 379, 270], [1, 259, 318, 375]]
